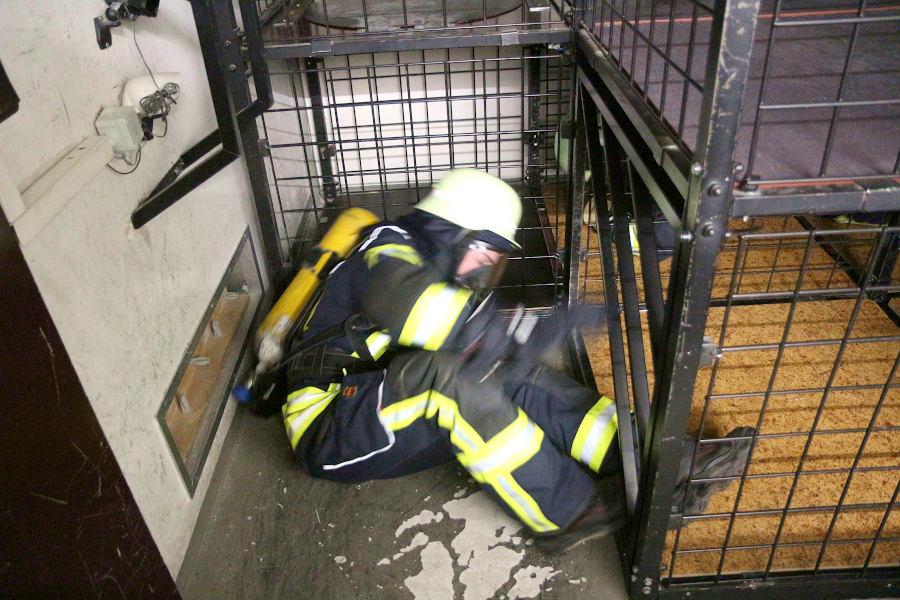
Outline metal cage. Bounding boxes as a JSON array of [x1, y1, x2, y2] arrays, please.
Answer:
[[257, 45, 573, 309], [566, 0, 899, 598], [149, 2, 897, 598]]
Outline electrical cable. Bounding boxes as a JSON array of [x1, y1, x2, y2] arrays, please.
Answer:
[[132, 23, 159, 89], [140, 82, 179, 138], [108, 22, 181, 174], [106, 146, 143, 175]]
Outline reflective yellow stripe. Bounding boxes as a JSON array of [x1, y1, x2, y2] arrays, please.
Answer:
[[350, 330, 392, 361], [301, 296, 323, 332], [366, 330, 392, 360], [379, 390, 483, 454], [494, 474, 557, 533], [364, 243, 423, 268], [380, 393, 557, 532], [398, 283, 472, 350], [283, 383, 341, 450], [571, 396, 618, 472], [457, 410, 542, 478]]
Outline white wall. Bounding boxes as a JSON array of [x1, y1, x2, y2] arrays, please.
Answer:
[[0, 2, 265, 577]]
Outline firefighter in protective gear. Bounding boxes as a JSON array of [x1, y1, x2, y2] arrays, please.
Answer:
[[281, 168, 624, 550]]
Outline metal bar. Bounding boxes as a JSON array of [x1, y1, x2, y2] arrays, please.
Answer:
[[582, 91, 642, 519], [144, 130, 223, 199], [630, 163, 667, 372], [731, 185, 900, 217], [680, 462, 900, 486], [772, 13, 900, 26], [607, 134, 652, 448], [681, 499, 900, 522], [721, 334, 900, 353], [863, 478, 900, 572], [303, 58, 338, 201], [230, 0, 285, 285], [261, 29, 572, 59], [526, 46, 544, 200], [759, 98, 900, 111], [659, 570, 900, 600], [871, 212, 900, 302], [745, 0, 783, 181], [564, 85, 587, 304], [577, 63, 686, 226], [132, 150, 238, 228], [628, 0, 762, 595]]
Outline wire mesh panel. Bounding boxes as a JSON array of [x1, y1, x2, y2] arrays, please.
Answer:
[[739, 0, 900, 185], [664, 215, 899, 584], [581, 0, 900, 187], [569, 0, 900, 594], [257, 46, 572, 308]]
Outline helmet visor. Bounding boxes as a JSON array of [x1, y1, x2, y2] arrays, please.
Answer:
[[455, 240, 509, 291]]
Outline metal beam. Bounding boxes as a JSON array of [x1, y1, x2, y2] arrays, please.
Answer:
[[262, 28, 571, 59]]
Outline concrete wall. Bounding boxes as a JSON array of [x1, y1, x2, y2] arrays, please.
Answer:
[[0, 2, 265, 576]]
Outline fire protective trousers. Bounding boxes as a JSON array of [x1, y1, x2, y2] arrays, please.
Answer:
[[284, 351, 619, 533]]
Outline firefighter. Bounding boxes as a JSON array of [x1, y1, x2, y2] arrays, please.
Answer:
[[278, 168, 753, 552], [279, 168, 624, 552]]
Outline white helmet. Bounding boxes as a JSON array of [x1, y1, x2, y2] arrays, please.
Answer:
[[415, 168, 522, 249]]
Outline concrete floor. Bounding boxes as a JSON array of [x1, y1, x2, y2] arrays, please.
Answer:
[[178, 404, 629, 600]]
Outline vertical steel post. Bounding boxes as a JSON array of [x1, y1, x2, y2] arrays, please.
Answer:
[[565, 85, 587, 305], [303, 57, 339, 203], [627, 0, 762, 597], [204, 0, 287, 287]]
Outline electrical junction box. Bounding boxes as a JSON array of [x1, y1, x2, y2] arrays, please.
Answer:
[[95, 106, 142, 163]]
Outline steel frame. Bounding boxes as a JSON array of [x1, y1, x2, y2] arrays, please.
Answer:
[[567, 0, 900, 598], [180, 1, 899, 597], [256, 0, 571, 58], [134, 0, 287, 285]]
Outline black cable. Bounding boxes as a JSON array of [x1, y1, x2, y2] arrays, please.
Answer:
[[130, 23, 179, 139], [106, 146, 142, 175], [140, 81, 179, 138], [132, 23, 158, 89]]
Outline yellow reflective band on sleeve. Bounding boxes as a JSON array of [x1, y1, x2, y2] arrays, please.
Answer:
[[571, 396, 618, 472], [379, 393, 557, 533], [364, 243, 423, 268], [366, 330, 392, 360], [283, 383, 341, 450], [398, 283, 472, 350]]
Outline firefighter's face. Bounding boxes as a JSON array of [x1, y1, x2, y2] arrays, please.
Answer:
[[455, 242, 507, 290]]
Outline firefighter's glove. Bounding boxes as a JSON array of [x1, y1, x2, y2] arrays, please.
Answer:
[[462, 305, 578, 382]]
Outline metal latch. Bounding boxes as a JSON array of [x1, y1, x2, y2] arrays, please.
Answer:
[[699, 335, 720, 367]]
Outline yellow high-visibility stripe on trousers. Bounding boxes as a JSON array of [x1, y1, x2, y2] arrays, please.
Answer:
[[380, 392, 558, 532], [571, 396, 618, 472], [283, 383, 341, 450]]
